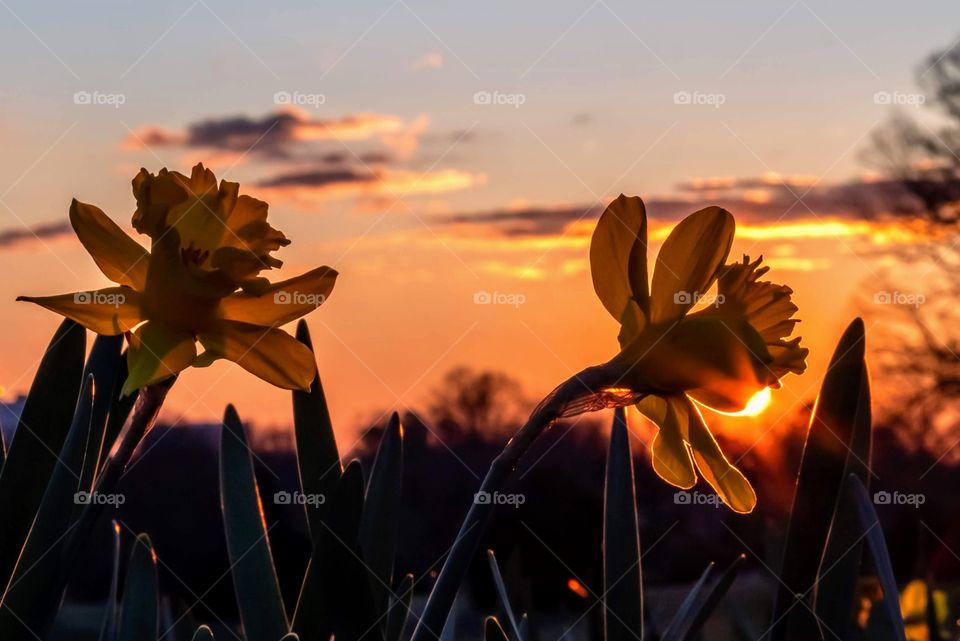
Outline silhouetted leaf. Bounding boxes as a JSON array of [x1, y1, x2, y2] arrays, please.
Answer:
[[661, 563, 714, 641], [191, 625, 215, 641], [603, 407, 643, 641], [0, 319, 85, 587], [294, 320, 341, 537], [488, 550, 522, 641], [485, 616, 510, 641], [772, 318, 866, 641], [359, 412, 404, 619], [385, 573, 414, 641], [78, 334, 123, 500], [814, 353, 872, 637], [117, 533, 159, 641], [849, 475, 907, 641], [675, 555, 745, 641], [0, 374, 92, 641], [99, 521, 122, 641], [220, 404, 289, 641]]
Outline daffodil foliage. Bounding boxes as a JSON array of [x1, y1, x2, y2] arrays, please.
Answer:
[[19, 164, 337, 396], [588, 195, 808, 512]]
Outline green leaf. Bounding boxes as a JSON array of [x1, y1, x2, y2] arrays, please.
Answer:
[[359, 412, 404, 619], [220, 404, 289, 641], [487, 550, 522, 641], [661, 563, 714, 641], [848, 475, 907, 641], [0, 319, 85, 588], [385, 573, 414, 641], [191, 625, 215, 641], [603, 407, 643, 641], [99, 521, 122, 641], [117, 533, 159, 641], [293, 320, 341, 537], [771, 318, 867, 641], [484, 616, 510, 641], [0, 374, 93, 641], [814, 350, 872, 637]]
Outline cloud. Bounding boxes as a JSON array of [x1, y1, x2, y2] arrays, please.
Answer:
[[256, 166, 485, 208], [124, 108, 429, 159], [0, 220, 71, 249]]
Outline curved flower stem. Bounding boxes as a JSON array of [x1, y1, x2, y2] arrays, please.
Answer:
[[63, 377, 176, 561], [412, 365, 620, 641]]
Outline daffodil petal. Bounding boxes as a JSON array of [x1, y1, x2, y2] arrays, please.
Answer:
[[218, 266, 338, 327], [649, 206, 734, 324], [686, 400, 756, 513], [123, 321, 196, 396], [70, 199, 149, 289], [590, 195, 649, 336], [198, 320, 315, 391], [637, 395, 696, 489], [17, 287, 142, 335]]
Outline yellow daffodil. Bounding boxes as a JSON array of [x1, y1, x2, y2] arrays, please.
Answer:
[[585, 195, 807, 512], [19, 164, 337, 396]]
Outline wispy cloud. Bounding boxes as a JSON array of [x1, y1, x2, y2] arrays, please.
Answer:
[[0, 221, 71, 249]]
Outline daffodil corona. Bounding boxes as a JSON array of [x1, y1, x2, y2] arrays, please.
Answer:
[[19, 164, 337, 396]]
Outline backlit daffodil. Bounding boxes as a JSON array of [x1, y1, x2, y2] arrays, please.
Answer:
[[19, 164, 337, 396], [587, 195, 807, 512]]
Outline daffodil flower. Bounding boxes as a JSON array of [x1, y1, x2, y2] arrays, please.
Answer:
[[19, 164, 337, 397], [583, 195, 807, 512]]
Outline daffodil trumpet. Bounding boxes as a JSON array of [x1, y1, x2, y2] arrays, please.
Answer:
[[412, 195, 807, 641]]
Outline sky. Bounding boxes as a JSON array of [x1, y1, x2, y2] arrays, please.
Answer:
[[0, 0, 957, 452]]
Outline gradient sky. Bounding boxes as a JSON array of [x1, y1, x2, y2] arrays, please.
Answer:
[[0, 0, 957, 451]]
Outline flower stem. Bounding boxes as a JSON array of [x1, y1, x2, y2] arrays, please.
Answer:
[[411, 365, 616, 641], [64, 377, 175, 561]]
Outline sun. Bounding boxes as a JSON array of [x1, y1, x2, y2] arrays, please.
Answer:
[[713, 387, 773, 417]]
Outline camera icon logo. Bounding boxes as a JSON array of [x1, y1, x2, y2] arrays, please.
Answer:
[[673, 91, 691, 105], [73, 291, 92, 304], [873, 91, 892, 105], [274, 491, 292, 505], [873, 491, 891, 505], [274, 291, 292, 304], [673, 291, 693, 305], [473, 291, 492, 305], [274, 91, 292, 105], [474, 91, 492, 105], [73, 91, 92, 105], [873, 291, 891, 304], [474, 491, 491, 504], [673, 491, 692, 505]]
